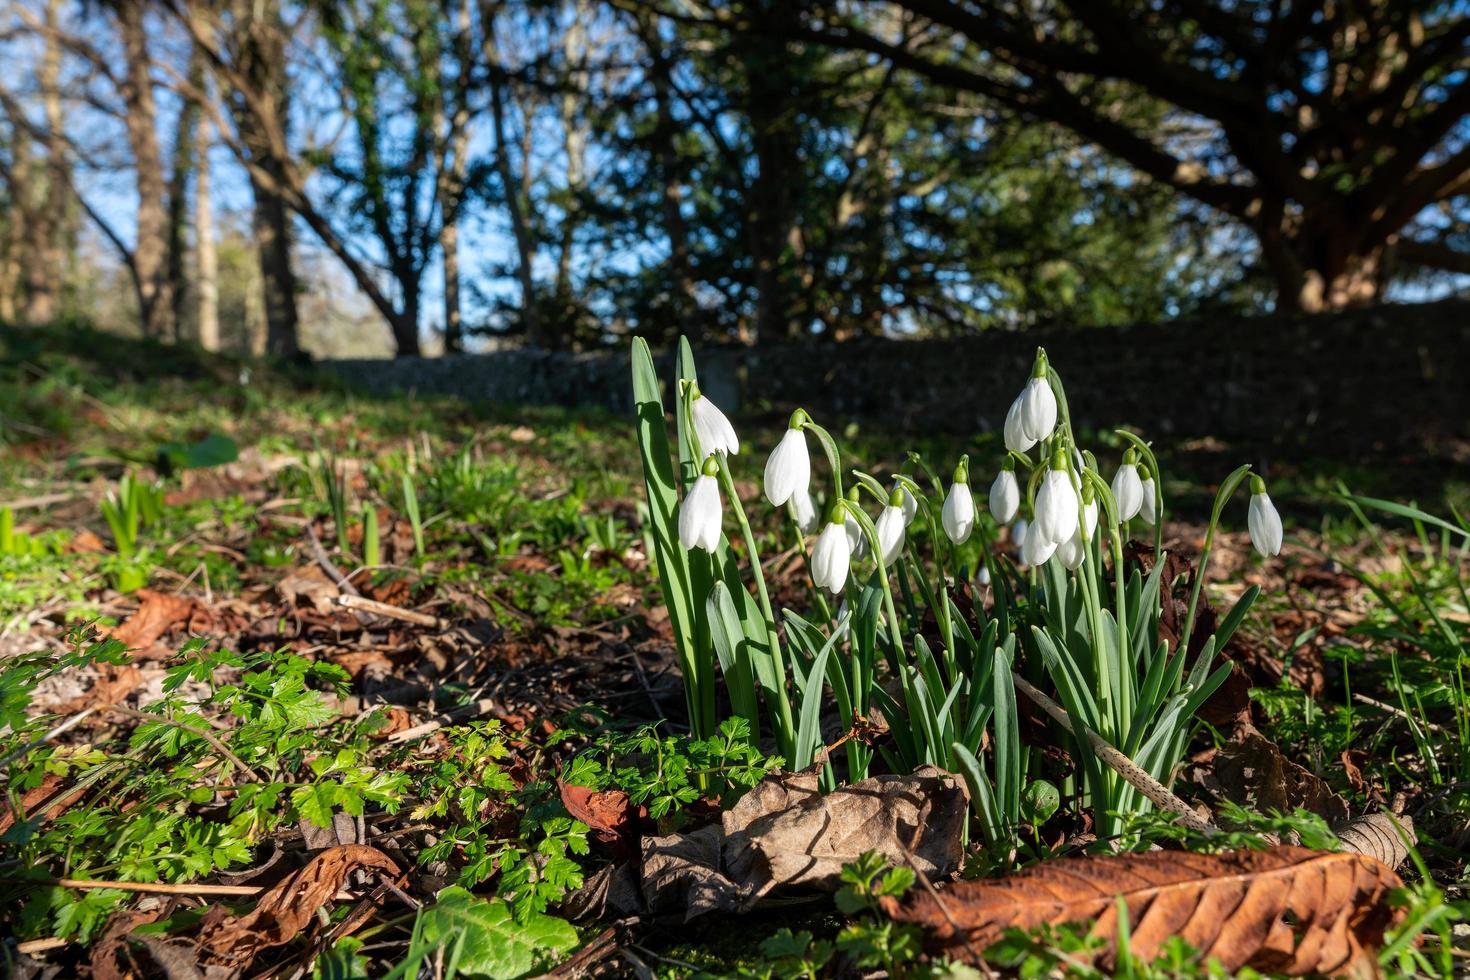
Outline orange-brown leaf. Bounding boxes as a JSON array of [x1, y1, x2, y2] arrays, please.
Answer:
[[881, 846, 1403, 976], [196, 844, 400, 968]]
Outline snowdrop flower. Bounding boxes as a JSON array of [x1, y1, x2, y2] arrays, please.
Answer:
[[811, 504, 852, 594], [1139, 467, 1158, 526], [1247, 476, 1283, 558], [893, 480, 918, 526], [678, 457, 723, 552], [1003, 398, 1035, 454], [875, 489, 907, 566], [941, 458, 975, 544], [1112, 451, 1145, 522], [1011, 517, 1029, 554], [789, 487, 818, 534], [1033, 453, 1079, 547], [689, 389, 738, 457], [975, 563, 992, 587], [1080, 484, 1098, 540], [1021, 519, 1057, 567], [844, 490, 870, 560], [764, 413, 811, 507], [989, 462, 1020, 524], [1056, 528, 1086, 569]]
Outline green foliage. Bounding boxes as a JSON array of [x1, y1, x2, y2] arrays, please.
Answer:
[[563, 716, 779, 818], [833, 852, 924, 974], [412, 887, 579, 980], [1, 633, 408, 943]]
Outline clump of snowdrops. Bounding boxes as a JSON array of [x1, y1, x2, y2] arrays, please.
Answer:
[[630, 340, 1280, 852]]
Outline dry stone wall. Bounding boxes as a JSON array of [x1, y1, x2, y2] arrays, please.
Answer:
[[321, 302, 1470, 452]]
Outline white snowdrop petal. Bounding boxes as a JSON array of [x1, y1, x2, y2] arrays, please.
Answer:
[[1021, 520, 1057, 567], [1034, 469, 1079, 546], [1112, 464, 1144, 522], [763, 428, 811, 507], [1139, 478, 1158, 526], [691, 397, 739, 456], [942, 482, 975, 544], [1003, 398, 1036, 454], [875, 505, 906, 566], [1248, 492, 1283, 557], [678, 475, 721, 552], [989, 470, 1020, 525], [1020, 377, 1058, 443]]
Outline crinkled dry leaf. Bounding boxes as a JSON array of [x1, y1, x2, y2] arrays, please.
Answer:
[[1336, 812, 1415, 870], [559, 780, 645, 858], [882, 846, 1403, 976], [195, 844, 399, 970], [109, 589, 200, 650], [634, 765, 967, 921], [724, 764, 966, 903], [1213, 729, 1351, 826]]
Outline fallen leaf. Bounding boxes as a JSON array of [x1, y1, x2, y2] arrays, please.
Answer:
[[196, 844, 399, 969], [882, 846, 1403, 976], [723, 764, 967, 904], [1211, 729, 1351, 827], [90, 908, 163, 980], [109, 589, 199, 650], [275, 565, 340, 615], [559, 781, 646, 859], [68, 529, 107, 553], [45, 662, 142, 715], [634, 765, 967, 921], [509, 425, 536, 443], [1337, 812, 1416, 870]]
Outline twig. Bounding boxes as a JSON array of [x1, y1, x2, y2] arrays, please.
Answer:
[[1352, 692, 1447, 733], [15, 937, 68, 954], [306, 526, 362, 597], [3, 876, 263, 896], [1010, 672, 1218, 837], [0, 492, 81, 511], [0, 707, 97, 769], [388, 698, 505, 743], [336, 594, 445, 628], [105, 704, 262, 784]]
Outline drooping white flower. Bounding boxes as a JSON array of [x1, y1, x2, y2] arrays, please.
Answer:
[[989, 467, 1020, 524], [690, 393, 739, 456], [975, 563, 992, 586], [1112, 461, 1144, 522], [1018, 376, 1058, 443], [1034, 461, 1079, 547], [678, 468, 722, 552], [1081, 495, 1098, 540], [1056, 528, 1086, 570], [764, 425, 811, 507], [1247, 479, 1283, 558], [811, 516, 852, 594], [942, 474, 975, 545], [1011, 517, 1029, 553], [1021, 519, 1057, 567], [1139, 475, 1158, 525], [1003, 398, 1035, 454], [893, 481, 918, 526], [845, 507, 869, 560], [875, 493, 907, 566], [789, 487, 818, 534]]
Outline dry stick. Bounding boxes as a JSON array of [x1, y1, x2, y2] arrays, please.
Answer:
[[335, 594, 445, 629], [3, 877, 263, 897], [105, 704, 262, 784], [1009, 672, 1219, 837], [387, 698, 505, 743], [1352, 692, 1448, 733]]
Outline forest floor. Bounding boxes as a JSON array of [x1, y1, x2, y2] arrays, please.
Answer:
[[0, 324, 1467, 979]]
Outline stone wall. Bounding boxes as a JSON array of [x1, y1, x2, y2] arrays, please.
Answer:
[[321, 301, 1470, 451]]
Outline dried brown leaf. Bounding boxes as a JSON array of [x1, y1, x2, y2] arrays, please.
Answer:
[[109, 590, 199, 650], [1213, 729, 1352, 826], [882, 846, 1403, 976], [559, 781, 645, 858], [195, 844, 399, 970]]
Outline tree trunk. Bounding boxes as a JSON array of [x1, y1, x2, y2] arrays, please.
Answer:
[[249, 157, 302, 357], [437, 0, 472, 355], [22, 0, 68, 323], [195, 109, 219, 352], [647, 44, 697, 343], [489, 71, 542, 348], [117, 0, 174, 339], [167, 52, 206, 339], [739, 7, 804, 343], [1258, 210, 1390, 314], [227, 0, 300, 357]]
